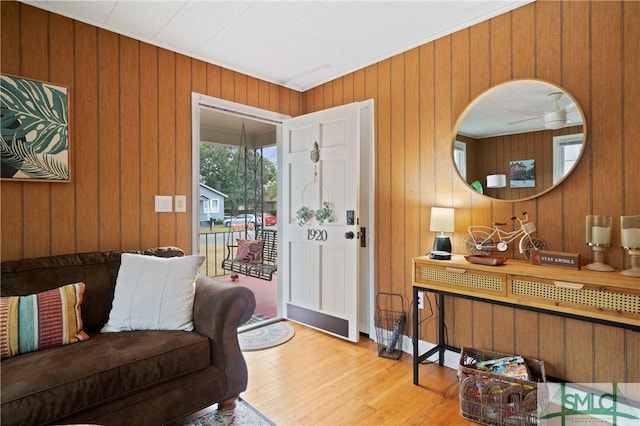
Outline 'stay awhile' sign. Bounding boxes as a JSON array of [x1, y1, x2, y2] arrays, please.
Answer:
[[530, 250, 581, 270]]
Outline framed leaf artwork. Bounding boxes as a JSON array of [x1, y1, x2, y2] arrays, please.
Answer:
[[1, 74, 70, 182]]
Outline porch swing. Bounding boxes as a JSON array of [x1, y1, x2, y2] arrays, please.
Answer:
[[221, 124, 277, 281]]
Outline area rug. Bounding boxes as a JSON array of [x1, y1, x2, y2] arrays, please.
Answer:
[[182, 398, 274, 426], [238, 313, 271, 332], [238, 320, 295, 351]]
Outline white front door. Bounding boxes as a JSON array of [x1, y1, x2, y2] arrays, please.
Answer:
[[280, 102, 361, 342]]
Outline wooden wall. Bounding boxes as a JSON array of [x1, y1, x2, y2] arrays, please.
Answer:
[[1, 1, 638, 383], [0, 1, 301, 260], [302, 1, 639, 383], [466, 124, 583, 200]]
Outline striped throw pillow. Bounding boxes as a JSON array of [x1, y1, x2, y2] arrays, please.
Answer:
[[0, 282, 90, 358]]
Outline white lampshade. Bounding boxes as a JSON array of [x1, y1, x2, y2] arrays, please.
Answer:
[[486, 174, 507, 188], [430, 207, 454, 233]]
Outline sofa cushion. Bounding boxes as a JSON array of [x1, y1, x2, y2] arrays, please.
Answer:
[[0, 282, 89, 358], [1, 252, 122, 334], [0, 248, 185, 334], [0, 330, 211, 425], [101, 254, 205, 332]]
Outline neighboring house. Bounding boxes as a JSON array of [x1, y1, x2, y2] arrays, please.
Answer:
[[199, 183, 227, 226]]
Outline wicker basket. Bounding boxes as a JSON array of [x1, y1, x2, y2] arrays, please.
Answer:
[[458, 347, 547, 426]]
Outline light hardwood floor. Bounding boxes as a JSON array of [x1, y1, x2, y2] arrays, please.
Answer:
[[241, 321, 476, 426]]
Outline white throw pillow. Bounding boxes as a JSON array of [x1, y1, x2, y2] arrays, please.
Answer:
[[101, 253, 205, 333]]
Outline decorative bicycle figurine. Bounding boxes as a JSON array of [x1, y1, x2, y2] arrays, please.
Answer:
[[464, 212, 548, 259]]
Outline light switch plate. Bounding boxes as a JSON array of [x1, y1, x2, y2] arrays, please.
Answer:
[[175, 195, 186, 212], [154, 195, 173, 212]]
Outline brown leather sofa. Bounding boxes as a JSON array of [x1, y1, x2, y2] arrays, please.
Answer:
[[0, 248, 256, 426]]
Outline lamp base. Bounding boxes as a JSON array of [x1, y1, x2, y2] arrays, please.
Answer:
[[432, 235, 452, 253], [429, 250, 451, 260]]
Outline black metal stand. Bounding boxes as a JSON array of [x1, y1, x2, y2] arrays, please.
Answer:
[[412, 288, 458, 385], [412, 284, 639, 386]]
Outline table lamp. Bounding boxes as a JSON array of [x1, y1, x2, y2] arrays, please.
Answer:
[[430, 207, 454, 260], [621, 215, 640, 277], [585, 215, 614, 271], [486, 174, 506, 189]]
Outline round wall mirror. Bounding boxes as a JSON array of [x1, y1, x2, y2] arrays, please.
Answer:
[[453, 79, 586, 202]]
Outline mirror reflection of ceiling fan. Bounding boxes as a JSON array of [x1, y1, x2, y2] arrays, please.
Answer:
[[505, 92, 576, 130]]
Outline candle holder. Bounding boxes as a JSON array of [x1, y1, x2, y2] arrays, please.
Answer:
[[621, 215, 640, 277], [585, 215, 614, 271]]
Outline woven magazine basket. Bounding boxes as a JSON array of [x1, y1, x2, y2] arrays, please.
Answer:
[[458, 347, 547, 426]]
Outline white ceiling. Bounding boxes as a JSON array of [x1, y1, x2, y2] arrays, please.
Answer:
[[22, 0, 532, 92]]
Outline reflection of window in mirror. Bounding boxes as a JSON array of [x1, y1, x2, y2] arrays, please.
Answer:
[[553, 133, 583, 184], [454, 141, 467, 180]]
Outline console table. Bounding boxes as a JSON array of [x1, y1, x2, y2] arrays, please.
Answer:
[[412, 254, 640, 385]]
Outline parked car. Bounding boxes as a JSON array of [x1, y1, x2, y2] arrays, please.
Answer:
[[218, 214, 232, 224], [223, 214, 262, 227], [261, 213, 277, 226]]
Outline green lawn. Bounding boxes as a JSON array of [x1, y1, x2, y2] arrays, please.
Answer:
[[199, 225, 228, 234], [199, 231, 229, 277]]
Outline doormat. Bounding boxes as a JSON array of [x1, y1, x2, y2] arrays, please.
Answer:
[[238, 320, 295, 351], [182, 398, 274, 426], [238, 313, 270, 331]]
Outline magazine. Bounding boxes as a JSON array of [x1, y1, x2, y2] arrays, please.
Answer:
[[476, 355, 530, 381]]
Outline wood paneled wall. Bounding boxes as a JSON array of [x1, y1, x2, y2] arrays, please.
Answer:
[[0, 1, 301, 260], [464, 125, 583, 200], [1, 1, 638, 383], [302, 1, 639, 383]]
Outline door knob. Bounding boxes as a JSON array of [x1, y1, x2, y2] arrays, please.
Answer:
[[345, 231, 355, 239]]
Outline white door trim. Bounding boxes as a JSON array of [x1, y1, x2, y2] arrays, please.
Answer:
[[359, 99, 376, 337]]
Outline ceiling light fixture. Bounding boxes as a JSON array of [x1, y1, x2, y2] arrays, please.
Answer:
[[544, 92, 567, 129], [545, 109, 567, 129]]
